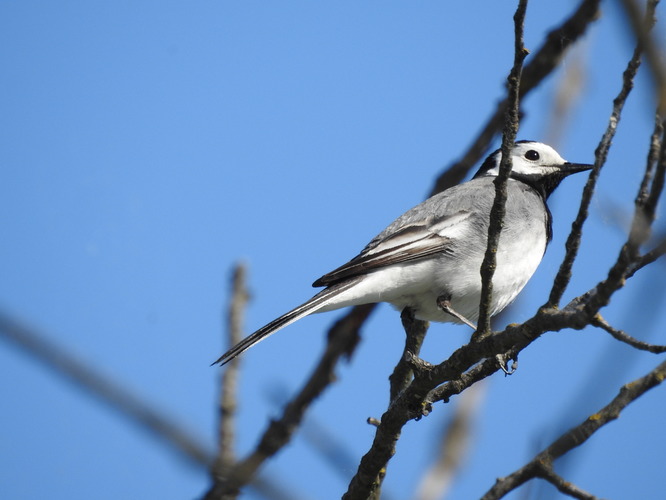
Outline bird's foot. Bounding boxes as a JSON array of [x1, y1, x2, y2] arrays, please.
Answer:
[[436, 295, 477, 330], [496, 353, 518, 375]]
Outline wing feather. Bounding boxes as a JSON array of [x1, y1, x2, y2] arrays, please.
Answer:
[[313, 211, 471, 287]]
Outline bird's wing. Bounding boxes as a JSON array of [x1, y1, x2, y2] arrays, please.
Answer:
[[313, 210, 472, 287]]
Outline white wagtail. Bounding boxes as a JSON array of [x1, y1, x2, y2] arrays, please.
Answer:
[[214, 141, 592, 365]]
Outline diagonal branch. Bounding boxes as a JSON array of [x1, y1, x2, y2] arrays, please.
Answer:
[[338, 245, 664, 500], [479, 359, 666, 500], [585, 115, 666, 316], [285, 1, 603, 403], [430, 0, 601, 196], [340, 147, 666, 499], [627, 237, 666, 277], [210, 304, 375, 497], [428, 350, 519, 405], [207, 2, 648, 498], [547, 0, 659, 307], [591, 314, 666, 353], [343, 3, 615, 498], [0, 311, 214, 468], [537, 467, 600, 500], [619, 0, 666, 114]]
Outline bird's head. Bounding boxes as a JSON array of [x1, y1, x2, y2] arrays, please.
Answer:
[[474, 141, 593, 198]]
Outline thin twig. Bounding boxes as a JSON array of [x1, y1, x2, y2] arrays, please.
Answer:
[[428, 348, 519, 404], [536, 467, 600, 500], [619, 0, 666, 115], [0, 311, 213, 468], [220, 264, 248, 465], [429, 0, 601, 196], [591, 314, 666, 353], [274, 3, 602, 419], [211, 304, 375, 496], [643, 125, 666, 219], [547, 0, 657, 306], [627, 238, 666, 277], [476, 0, 529, 337], [342, 3, 614, 498], [636, 112, 663, 205], [340, 216, 666, 500], [619, 115, 664, 279], [479, 359, 666, 500], [206, 263, 250, 499], [211, 2, 639, 498], [585, 117, 666, 315], [0, 295, 331, 500]]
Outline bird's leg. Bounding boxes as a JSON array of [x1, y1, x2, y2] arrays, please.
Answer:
[[436, 294, 477, 330]]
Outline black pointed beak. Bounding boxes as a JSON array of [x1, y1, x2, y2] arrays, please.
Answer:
[[559, 162, 594, 175]]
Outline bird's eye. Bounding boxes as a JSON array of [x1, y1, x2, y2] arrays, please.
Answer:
[[525, 150, 540, 161]]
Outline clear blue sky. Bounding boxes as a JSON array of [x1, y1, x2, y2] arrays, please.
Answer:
[[2, 2, 665, 499]]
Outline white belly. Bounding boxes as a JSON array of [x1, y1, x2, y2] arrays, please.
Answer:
[[394, 230, 545, 323]]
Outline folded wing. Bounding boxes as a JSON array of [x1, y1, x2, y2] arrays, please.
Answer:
[[313, 211, 471, 287]]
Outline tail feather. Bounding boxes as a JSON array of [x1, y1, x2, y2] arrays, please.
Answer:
[[212, 279, 360, 366]]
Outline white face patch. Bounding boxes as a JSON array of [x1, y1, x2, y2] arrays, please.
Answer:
[[484, 142, 568, 177]]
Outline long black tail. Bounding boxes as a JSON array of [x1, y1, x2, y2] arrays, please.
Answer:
[[212, 279, 360, 366]]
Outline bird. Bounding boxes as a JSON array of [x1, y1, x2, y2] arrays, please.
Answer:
[[214, 141, 592, 366]]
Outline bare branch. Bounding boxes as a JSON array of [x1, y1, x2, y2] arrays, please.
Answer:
[[430, 0, 601, 196], [359, 309, 430, 500], [547, 0, 657, 306], [207, 3, 661, 499], [643, 126, 666, 220], [619, 0, 666, 114], [479, 359, 666, 500], [585, 116, 666, 316], [476, 0, 529, 337], [341, 224, 666, 500], [636, 112, 664, 206], [212, 304, 375, 496], [618, 115, 665, 278], [591, 314, 666, 353], [627, 237, 666, 277], [206, 263, 250, 499], [537, 467, 600, 500], [0, 311, 213, 468], [388, 308, 429, 404], [219, 264, 249, 465], [428, 350, 518, 405], [343, 4, 613, 498], [282, 4, 603, 423]]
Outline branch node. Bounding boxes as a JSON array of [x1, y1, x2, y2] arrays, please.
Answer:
[[405, 350, 436, 375], [367, 417, 381, 427]]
